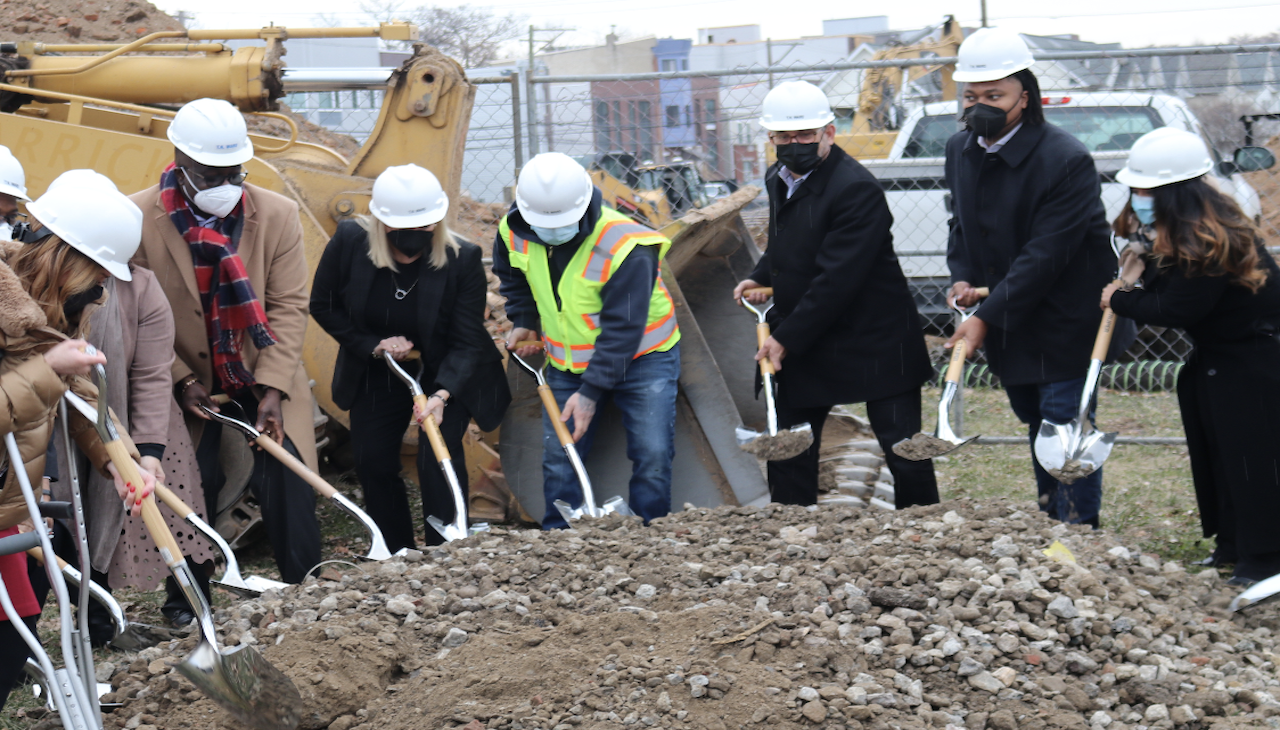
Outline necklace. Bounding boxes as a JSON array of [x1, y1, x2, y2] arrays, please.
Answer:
[[391, 269, 417, 300]]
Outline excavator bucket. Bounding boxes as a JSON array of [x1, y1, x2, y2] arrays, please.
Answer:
[[498, 187, 773, 522]]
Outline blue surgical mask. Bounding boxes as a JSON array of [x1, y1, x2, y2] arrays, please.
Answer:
[[1130, 193, 1156, 226], [531, 223, 580, 246]]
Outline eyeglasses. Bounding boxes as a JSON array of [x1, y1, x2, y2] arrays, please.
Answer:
[[181, 166, 249, 189], [1, 210, 26, 225], [768, 129, 823, 145]]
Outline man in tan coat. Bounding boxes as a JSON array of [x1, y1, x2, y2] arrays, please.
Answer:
[[131, 98, 321, 598]]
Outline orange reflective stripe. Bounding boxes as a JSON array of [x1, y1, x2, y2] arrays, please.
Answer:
[[507, 229, 528, 255], [634, 279, 680, 357], [582, 220, 658, 282], [581, 312, 600, 330]]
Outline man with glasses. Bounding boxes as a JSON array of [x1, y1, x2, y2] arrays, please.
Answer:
[[131, 98, 321, 624], [0, 146, 30, 240], [732, 81, 937, 508]]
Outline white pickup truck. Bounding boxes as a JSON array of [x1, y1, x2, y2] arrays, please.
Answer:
[[860, 92, 1275, 325]]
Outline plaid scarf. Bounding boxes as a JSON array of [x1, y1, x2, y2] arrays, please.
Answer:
[[159, 163, 276, 392]]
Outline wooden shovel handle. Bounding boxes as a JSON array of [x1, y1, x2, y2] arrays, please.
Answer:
[[104, 440, 185, 569], [25, 546, 68, 570], [512, 340, 544, 349], [413, 394, 453, 462], [944, 338, 968, 383], [538, 384, 575, 447], [210, 393, 230, 405], [974, 287, 990, 298], [756, 322, 775, 376], [744, 287, 773, 298], [1093, 306, 1118, 361], [153, 483, 193, 518], [253, 435, 339, 499]]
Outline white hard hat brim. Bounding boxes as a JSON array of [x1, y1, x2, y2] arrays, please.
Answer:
[[0, 184, 31, 202], [953, 60, 1035, 83], [180, 143, 255, 167], [371, 197, 449, 229], [1116, 163, 1213, 190], [759, 111, 836, 132]]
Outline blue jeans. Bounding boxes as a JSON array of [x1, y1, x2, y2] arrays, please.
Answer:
[[1004, 376, 1103, 527], [541, 345, 680, 529]]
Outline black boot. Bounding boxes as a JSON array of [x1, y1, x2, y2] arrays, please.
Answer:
[[162, 559, 212, 628]]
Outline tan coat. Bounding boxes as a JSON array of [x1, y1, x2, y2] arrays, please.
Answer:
[[129, 183, 318, 470], [0, 242, 138, 531]]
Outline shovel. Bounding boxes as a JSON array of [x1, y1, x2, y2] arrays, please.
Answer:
[[1034, 235, 1127, 484], [508, 340, 633, 523], [25, 545, 173, 651], [1231, 571, 1280, 611], [82, 367, 304, 730], [892, 287, 989, 461], [734, 287, 813, 461], [61, 391, 292, 596], [203, 395, 394, 561], [380, 351, 488, 542]]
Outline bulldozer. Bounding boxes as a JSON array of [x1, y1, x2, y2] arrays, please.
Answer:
[[581, 152, 712, 228], [0, 22, 773, 538], [833, 16, 964, 160]]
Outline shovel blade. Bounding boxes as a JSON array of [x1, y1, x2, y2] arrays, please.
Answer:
[[1231, 571, 1280, 611], [108, 622, 174, 651], [177, 640, 303, 730], [1034, 419, 1078, 474], [735, 424, 814, 461], [600, 496, 633, 516], [215, 574, 292, 597], [426, 515, 470, 543], [1050, 430, 1117, 484], [891, 432, 979, 461], [553, 498, 587, 524]]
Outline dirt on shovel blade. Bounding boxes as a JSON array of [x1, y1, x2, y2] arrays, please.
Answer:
[[1051, 458, 1094, 485], [740, 429, 812, 460], [891, 432, 955, 461]]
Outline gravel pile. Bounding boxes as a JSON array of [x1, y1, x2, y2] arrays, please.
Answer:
[[81, 499, 1278, 730]]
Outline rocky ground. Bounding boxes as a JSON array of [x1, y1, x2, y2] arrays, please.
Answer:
[[53, 499, 1280, 730]]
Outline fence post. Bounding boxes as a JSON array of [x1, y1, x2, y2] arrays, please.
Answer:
[[510, 72, 523, 179]]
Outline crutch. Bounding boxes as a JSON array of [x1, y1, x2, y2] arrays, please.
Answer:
[[57, 399, 100, 721]]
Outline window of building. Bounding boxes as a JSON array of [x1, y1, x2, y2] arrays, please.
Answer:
[[638, 101, 654, 158], [666, 105, 680, 128], [612, 100, 623, 150], [595, 100, 612, 152], [661, 59, 677, 72]]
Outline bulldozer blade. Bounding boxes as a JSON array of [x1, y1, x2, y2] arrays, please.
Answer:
[[735, 423, 814, 461], [1231, 571, 1280, 611]]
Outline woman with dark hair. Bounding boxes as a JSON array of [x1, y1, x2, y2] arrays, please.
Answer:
[[311, 164, 510, 550], [1103, 127, 1280, 586], [944, 27, 1117, 527]]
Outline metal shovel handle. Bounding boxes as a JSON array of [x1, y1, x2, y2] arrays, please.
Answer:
[[200, 401, 340, 499]]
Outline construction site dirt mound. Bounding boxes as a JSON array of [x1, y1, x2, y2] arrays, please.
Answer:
[[80, 499, 1280, 730], [0, 0, 184, 44]]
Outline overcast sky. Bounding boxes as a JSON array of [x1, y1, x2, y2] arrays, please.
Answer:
[[156, 0, 1280, 54]]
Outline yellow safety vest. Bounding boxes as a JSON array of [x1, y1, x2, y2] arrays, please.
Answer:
[[500, 208, 681, 373]]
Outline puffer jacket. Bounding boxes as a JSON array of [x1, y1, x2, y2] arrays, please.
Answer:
[[0, 241, 139, 531]]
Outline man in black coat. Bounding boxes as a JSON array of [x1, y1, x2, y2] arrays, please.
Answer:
[[733, 80, 937, 507], [944, 27, 1114, 527]]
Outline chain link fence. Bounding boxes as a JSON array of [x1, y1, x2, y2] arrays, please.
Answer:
[[287, 44, 1280, 396]]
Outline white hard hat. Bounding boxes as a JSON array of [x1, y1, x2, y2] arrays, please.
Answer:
[[370, 164, 449, 229], [1116, 127, 1214, 189], [0, 146, 30, 202], [26, 174, 143, 282], [953, 27, 1035, 83], [167, 98, 254, 167], [516, 152, 594, 228], [759, 81, 835, 132]]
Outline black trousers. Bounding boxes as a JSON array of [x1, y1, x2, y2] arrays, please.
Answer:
[[194, 390, 322, 585], [0, 609, 38, 710], [768, 387, 938, 508], [349, 365, 471, 550]]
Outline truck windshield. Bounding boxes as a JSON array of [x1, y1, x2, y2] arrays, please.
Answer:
[[902, 106, 1166, 158]]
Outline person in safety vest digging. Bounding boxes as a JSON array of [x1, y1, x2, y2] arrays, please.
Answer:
[[494, 152, 681, 530]]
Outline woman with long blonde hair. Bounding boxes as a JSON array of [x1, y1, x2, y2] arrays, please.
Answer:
[[1103, 128, 1280, 587], [311, 164, 509, 549], [0, 172, 156, 708]]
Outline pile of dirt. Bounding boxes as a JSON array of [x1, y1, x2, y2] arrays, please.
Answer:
[[0, 0, 183, 43], [74, 499, 1280, 730], [246, 106, 363, 162]]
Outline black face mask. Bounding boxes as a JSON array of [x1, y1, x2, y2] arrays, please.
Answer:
[[63, 284, 104, 320], [387, 229, 433, 256], [963, 103, 1010, 139], [776, 142, 822, 175]]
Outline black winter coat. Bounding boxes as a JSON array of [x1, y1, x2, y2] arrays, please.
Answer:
[[748, 144, 932, 408], [945, 123, 1115, 386], [1110, 248, 1280, 556], [310, 220, 511, 431]]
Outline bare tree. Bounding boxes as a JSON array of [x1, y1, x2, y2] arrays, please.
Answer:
[[360, 1, 524, 68]]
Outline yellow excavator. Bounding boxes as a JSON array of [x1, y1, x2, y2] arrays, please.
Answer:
[[0, 23, 771, 539], [835, 16, 964, 159], [581, 152, 711, 228]]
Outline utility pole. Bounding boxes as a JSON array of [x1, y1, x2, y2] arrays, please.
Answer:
[[766, 38, 773, 89], [980, 0, 988, 27], [526, 25, 573, 157], [175, 10, 193, 29]]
